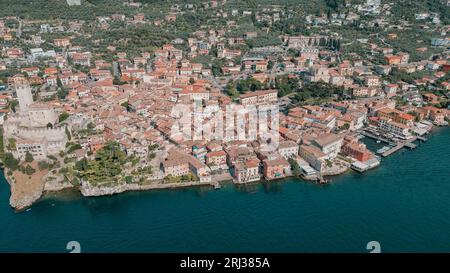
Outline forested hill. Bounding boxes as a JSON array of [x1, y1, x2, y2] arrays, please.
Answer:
[[0, 0, 448, 24]]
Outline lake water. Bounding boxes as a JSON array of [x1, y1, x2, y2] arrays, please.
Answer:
[[0, 127, 449, 253]]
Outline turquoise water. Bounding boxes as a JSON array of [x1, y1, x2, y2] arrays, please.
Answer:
[[0, 128, 449, 253]]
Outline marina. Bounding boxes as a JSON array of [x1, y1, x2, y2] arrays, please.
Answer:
[[361, 129, 429, 158]]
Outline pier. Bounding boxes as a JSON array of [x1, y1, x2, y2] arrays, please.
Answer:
[[404, 142, 417, 149], [417, 136, 428, 142], [381, 137, 418, 157], [381, 143, 404, 157], [362, 128, 430, 158]]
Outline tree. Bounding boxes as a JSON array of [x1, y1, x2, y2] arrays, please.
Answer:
[[289, 158, 301, 177], [340, 123, 350, 130], [275, 75, 300, 97], [7, 138, 16, 150], [24, 165, 36, 176], [3, 153, 19, 171], [267, 60, 274, 70], [148, 153, 156, 160], [75, 157, 88, 171], [38, 161, 49, 171], [236, 77, 264, 93], [113, 77, 126, 85], [59, 112, 69, 123], [225, 80, 239, 98], [9, 100, 19, 113], [25, 151, 34, 163], [148, 144, 159, 151], [211, 63, 222, 77], [125, 176, 133, 184], [67, 143, 82, 153], [46, 122, 53, 129], [78, 141, 127, 186], [57, 87, 69, 100]]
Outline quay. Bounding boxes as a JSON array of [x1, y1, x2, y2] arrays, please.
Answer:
[[360, 130, 393, 145]]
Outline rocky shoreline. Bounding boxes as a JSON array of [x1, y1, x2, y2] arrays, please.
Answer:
[[80, 180, 221, 197], [3, 166, 45, 211]]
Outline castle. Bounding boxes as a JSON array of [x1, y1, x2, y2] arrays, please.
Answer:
[[3, 81, 69, 160]]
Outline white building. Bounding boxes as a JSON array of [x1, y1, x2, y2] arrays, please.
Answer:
[[278, 141, 299, 159], [312, 133, 343, 159], [379, 118, 412, 139]]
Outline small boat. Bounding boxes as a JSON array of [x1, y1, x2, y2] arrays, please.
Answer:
[[26, 208, 31, 212], [376, 140, 381, 143]]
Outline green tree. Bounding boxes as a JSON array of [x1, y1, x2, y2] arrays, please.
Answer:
[[75, 157, 88, 171], [225, 80, 239, 98], [67, 143, 82, 153], [78, 142, 127, 186], [9, 100, 19, 113], [7, 138, 16, 150], [24, 165, 36, 175], [3, 153, 19, 171], [289, 158, 301, 177], [125, 176, 133, 184], [25, 151, 34, 163], [148, 144, 159, 151], [59, 112, 69, 123], [340, 123, 350, 130], [38, 161, 49, 171]]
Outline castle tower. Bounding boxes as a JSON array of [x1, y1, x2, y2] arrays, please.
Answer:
[[14, 81, 33, 111]]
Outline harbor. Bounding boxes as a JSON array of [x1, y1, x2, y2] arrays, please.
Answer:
[[360, 128, 428, 158]]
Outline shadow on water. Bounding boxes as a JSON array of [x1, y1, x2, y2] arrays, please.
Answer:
[[235, 182, 260, 194], [261, 180, 284, 194]]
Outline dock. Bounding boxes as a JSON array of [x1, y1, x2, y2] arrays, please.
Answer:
[[404, 142, 417, 149], [381, 137, 418, 157], [381, 143, 404, 157], [376, 146, 392, 155], [417, 136, 428, 142]]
